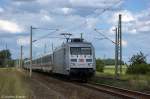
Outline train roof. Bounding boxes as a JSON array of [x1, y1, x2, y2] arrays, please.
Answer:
[[54, 38, 93, 51], [66, 38, 92, 46], [66, 38, 91, 44], [24, 52, 52, 62], [33, 53, 52, 59]]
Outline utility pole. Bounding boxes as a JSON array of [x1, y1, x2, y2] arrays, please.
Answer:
[[115, 14, 122, 77], [5, 43, 8, 67], [18, 59, 19, 69], [51, 43, 54, 52], [20, 45, 23, 69], [81, 33, 83, 39], [119, 14, 122, 74], [115, 28, 119, 78], [103, 54, 106, 67], [30, 26, 33, 77], [44, 43, 47, 54], [51, 42, 54, 69]]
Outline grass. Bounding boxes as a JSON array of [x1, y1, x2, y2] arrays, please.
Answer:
[[103, 65, 127, 75], [0, 68, 29, 98], [93, 65, 150, 92]]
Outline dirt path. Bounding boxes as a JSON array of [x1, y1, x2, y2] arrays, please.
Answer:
[[24, 71, 116, 99]]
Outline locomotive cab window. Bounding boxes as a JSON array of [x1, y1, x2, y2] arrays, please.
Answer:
[[70, 47, 92, 55]]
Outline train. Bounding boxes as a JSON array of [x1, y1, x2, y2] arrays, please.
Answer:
[[24, 38, 96, 80]]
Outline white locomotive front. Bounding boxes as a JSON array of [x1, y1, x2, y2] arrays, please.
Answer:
[[68, 40, 95, 79], [53, 38, 95, 79]]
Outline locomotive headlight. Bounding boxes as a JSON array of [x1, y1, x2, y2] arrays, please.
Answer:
[[70, 63, 75, 66], [88, 63, 93, 66]]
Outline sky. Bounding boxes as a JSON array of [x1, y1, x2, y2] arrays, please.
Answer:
[[0, 0, 150, 63]]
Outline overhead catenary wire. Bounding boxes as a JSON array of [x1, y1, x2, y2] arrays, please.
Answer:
[[59, 2, 121, 33], [94, 28, 116, 44], [32, 27, 59, 31], [32, 29, 59, 42]]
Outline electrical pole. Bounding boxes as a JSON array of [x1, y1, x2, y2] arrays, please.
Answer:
[[118, 21, 120, 75], [5, 43, 8, 67], [115, 28, 119, 78], [51, 42, 54, 69], [44, 43, 47, 54], [81, 33, 83, 39], [30, 26, 33, 77], [20, 45, 23, 69], [52, 43, 54, 52], [119, 14, 122, 74], [115, 14, 122, 76], [103, 54, 106, 66], [18, 59, 19, 69]]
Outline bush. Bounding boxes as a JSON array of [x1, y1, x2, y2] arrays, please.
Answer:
[[126, 52, 150, 74], [129, 51, 147, 65], [126, 64, 150, 74], [96, 59, 104, 72]]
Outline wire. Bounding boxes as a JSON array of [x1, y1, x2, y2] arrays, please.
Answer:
[[94, 28, 116, 44], [94, 37, 107, 40], [32, 30, 59, 42], [32, 27, 59, 31]]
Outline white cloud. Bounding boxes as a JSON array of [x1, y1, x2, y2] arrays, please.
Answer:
[[108, 9, 150, 35], [61, 7, 72, 14], [129, 29, 137, 34], [50, 7, 73, 15], [41, 15, 52, 22], [108, 26, 116, 35], [36, 0, 122, 8], [69, 0, 122, 8], [37, 0, 50, 4], [86, 17, 98, 29], [122, 40, 127, 47], [135, 20, 150, 32], [17, 36, 30, 46], [110, 10, 136, 24], [0, 7, 4, 13], [0, 20, 23, 33]]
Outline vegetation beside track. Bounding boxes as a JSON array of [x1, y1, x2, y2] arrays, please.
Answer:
[[92, 67, 150, 93], [0, 68, 29, 98], [94, 52, 150, 93]]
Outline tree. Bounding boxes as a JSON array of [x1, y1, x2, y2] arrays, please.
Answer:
[[96, 58, 105, 72], [129, 51, 147, 65], [126, 51, 150, 74], [0, 49, 12, 67]]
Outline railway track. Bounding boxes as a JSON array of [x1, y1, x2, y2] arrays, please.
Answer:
[[79, 83, 150, 99], [28, 71, 116, 99], [26, 71, 150, 99]]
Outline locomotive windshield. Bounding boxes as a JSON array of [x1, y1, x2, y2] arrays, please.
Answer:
[[70, 47, 92, 55]]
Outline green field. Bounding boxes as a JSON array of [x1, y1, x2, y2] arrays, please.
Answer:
[[0, 68, 29, 98], [94, 65, 150, 92], [103, 65, 127, 75]]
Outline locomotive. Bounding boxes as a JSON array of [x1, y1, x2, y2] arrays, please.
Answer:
[[24, 38, 96, 80]]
